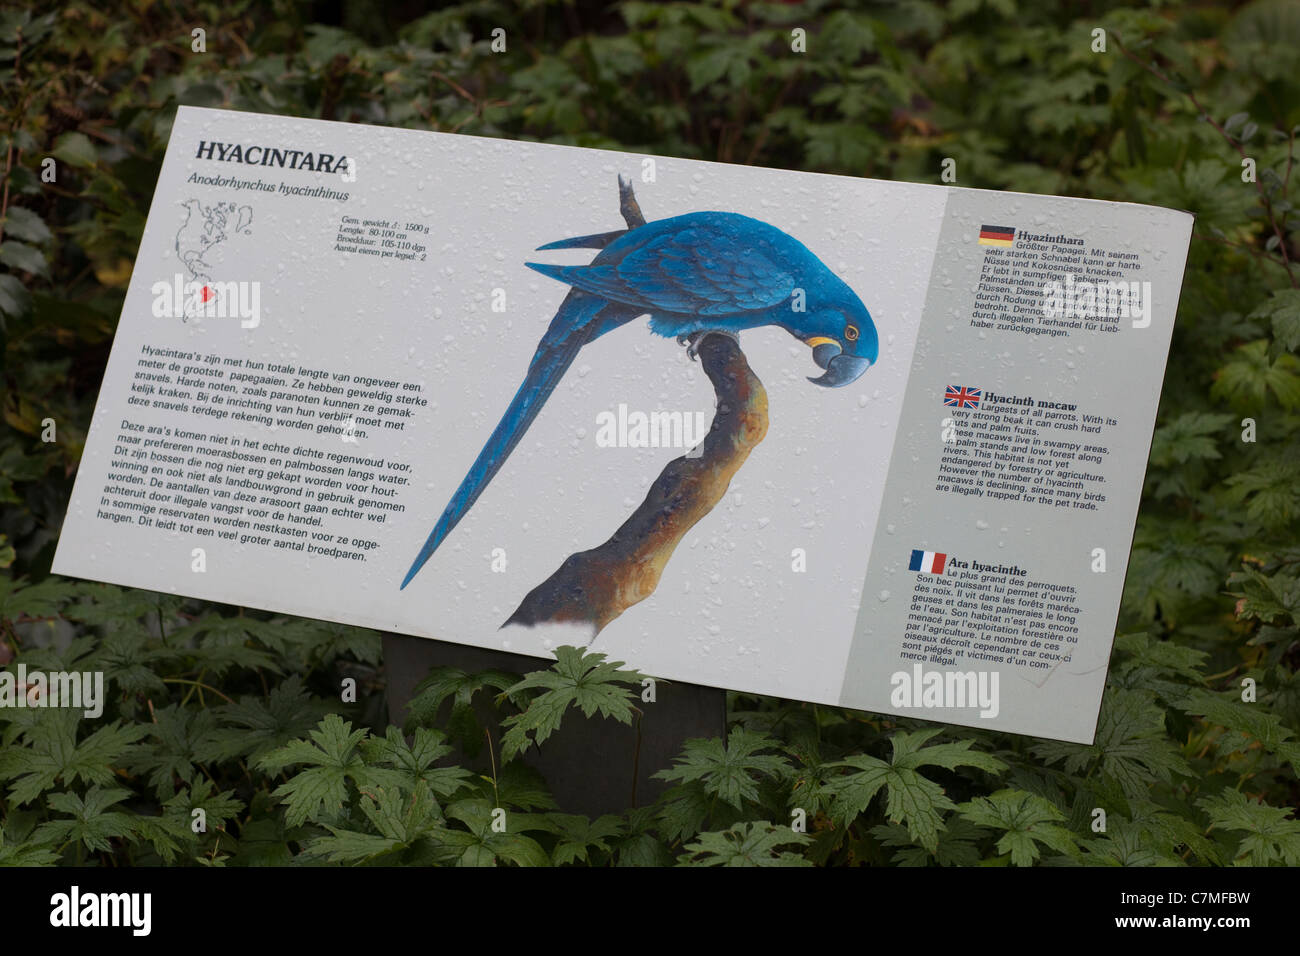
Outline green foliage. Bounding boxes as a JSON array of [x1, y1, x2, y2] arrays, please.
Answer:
[[1198, 788, 1300, 865], [499, 647, 644, 761], [826, 728, 1005, 853], [259, 714, 382, 828], [956, 789, 1080, 866], [2, 0, 1298, 866], [677, 822, 813, 867]]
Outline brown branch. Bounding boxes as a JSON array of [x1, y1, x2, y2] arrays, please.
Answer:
[[1192, 231, 1294, 278], [618, 173, 645, 228], [1285, 126, 1295, 194], [505, 331, 768, 633], [429, 70, 475, 104], [0, 27, 22, 246]]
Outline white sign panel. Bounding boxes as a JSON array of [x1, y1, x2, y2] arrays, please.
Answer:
[[53, 107, 1193, 743]]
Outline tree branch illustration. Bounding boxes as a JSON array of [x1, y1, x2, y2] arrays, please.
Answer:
[[505, 178, 769, 634]]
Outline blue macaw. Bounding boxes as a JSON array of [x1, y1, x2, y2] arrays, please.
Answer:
[[400, 209, 879, 589]]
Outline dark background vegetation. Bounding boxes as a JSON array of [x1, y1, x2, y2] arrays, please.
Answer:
[[1, 0, 1298, 866]]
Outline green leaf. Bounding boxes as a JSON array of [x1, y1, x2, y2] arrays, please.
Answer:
[[654, 782, 715, 842], [1126, 799, 1224, 866], [226, 793, 311, 866], [1, 207, 53, 245], [1198, 789, 1300, 865], [685, 43, 753, 92], [1148, 411, 1234, 466], [307, 781, 445, 864], [360, 726, 473, 798], [195, 675, 332, 765], [677, 822, 812, 867], [92, 630, 171, 699], [403, 664, 519, 750], [124, 704, 216, 799], [1183, 688, 1291, 752], [0, 819, 60, 866], [1249, 289, 1300, 351], [0, 713, 147, 806], [871, 816, 985, 867], [1224, 461, 1300, 525], [0, 273, 30, 318], [1076, 818, 1180, 866], [1228, 567, 1300, 624], [1032, 688, 1192, 802], [0, 576, 81, 620], [1112, 632, 1209, 688], [436, 798, 552, 867], [0, 240, 48, 278], [826, 728, 1006, 852], [51, 131, 96, 168], [32, 786, 136, 854], [499, 646, 644, 761], [258, 714, 395, 827], [957, 789, 1080, 866], [1212, 340, 1300, 409], [134, 779, 244, 864], [655, 727, 791, 810], [306, 826, 406, 865], [476, 760, 558, 811], [546, 813, 625, 865]]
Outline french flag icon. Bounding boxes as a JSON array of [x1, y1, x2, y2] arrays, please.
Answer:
[[909, 549, 947, 574]]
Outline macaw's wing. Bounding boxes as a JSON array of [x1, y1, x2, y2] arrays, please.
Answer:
[[526, 222, 797, 316], [535, 229, 628, 250], [401, 290, 629, 590]]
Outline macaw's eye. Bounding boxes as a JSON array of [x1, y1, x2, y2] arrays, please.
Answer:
[[845, 324, 860, 342]]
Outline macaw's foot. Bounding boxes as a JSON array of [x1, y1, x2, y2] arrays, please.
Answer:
[[677, 329, 740, 362], [676, 332, 700, 360]]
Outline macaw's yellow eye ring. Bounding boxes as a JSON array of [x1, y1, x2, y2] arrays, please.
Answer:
[[845, 325, 859, 341]]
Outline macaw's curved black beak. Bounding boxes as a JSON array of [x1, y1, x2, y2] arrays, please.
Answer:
[[808, 347, 871, 387]]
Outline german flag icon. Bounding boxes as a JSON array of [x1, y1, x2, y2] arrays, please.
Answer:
[[978, 224, 1015, 247]]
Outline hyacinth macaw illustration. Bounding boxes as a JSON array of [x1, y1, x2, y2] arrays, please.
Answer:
[[400, 209, 879, 590]]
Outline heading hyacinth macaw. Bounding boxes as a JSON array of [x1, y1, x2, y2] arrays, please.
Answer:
[[400, 207, 879, 589]]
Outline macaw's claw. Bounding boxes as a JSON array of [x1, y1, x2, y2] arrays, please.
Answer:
[[679, 329, 739, 362], [678, 332, 701, 362]]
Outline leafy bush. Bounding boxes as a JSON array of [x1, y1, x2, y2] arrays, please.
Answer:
[[1, 0, 1297, 865]]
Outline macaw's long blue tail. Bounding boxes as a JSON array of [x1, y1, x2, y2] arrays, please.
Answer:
[[400, 290, 614, 589]]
